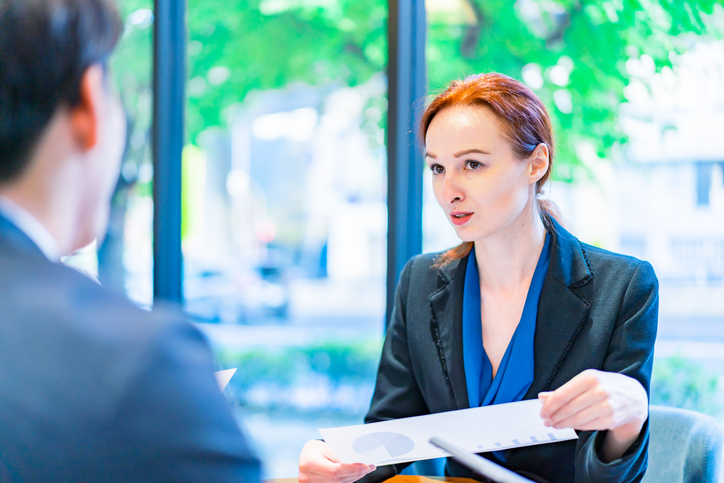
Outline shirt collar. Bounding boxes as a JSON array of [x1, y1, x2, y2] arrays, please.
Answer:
[[0, 196, 61, 261]]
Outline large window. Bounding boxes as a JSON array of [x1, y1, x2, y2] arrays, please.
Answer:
[[183, 1, 388, 477], [69, 0, 724, 477]]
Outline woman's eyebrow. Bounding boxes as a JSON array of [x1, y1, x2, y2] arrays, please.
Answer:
[[454, 148, 491, 157], [424, 151, 437, 159]]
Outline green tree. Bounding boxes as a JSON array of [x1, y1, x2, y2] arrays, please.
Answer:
[[651, 356, 720, 416], [181, 0, 724, 177], [115, 0, 724, 171], [185, 0, 387, 141], [427, 0, 724, 181], [103, 0, 724, 286], [97, 0, 153, 292]]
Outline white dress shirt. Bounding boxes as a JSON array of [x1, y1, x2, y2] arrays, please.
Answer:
[[0, 196, 61, 261]]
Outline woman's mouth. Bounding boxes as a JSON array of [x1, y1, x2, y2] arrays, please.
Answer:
[[450, 211, 473, 226]]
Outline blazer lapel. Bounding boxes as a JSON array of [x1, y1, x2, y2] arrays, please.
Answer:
[[429, 256, 470, 410], [526, 221, 593, 397]]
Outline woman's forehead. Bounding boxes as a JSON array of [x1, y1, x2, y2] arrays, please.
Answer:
[[426, 105, 507, 151]]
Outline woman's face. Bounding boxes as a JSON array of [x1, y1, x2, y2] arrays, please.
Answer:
[[425, 105, 544, 243]]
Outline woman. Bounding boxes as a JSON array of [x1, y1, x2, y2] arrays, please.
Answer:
[[299, 73, 658, 483]]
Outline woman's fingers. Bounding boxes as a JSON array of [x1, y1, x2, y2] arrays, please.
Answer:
[[317, 463, 376, 480], [303, 460, 375, 479], [299, 440, 376, 483], [539, 369, 599, 420], [543, 385, 609, 428], [339, 474, 373, 483], [301, 462, 375, 483], [538, 369, 648, 433], [548, 399, 612, 430]]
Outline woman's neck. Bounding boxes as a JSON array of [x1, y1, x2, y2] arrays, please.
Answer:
[[473, 204, 547, 293]]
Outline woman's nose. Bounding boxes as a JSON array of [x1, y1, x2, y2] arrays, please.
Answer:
[[442, 173, 463, 204]]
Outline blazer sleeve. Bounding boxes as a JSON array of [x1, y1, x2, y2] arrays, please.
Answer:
[[575, 260, 659, 483], [357, 257, 431, 482], [110, 319, 262, 482]]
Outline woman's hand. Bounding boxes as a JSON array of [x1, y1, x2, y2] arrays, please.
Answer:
[[298, 440, 376, 483], [538, 369, 648, 462]]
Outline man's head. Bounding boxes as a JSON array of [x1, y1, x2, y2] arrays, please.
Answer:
[[0, 0, 125, 252]]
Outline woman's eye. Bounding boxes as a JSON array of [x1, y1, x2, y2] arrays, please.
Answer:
[[466, 160, 482, 169], [430, 164, 444, 174]]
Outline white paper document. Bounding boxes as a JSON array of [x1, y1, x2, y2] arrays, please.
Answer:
[[319, 399, 578, 466], [214, 368, 237, 391]]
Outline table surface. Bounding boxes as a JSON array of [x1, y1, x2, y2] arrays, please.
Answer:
[[266, 477, 478, 483]]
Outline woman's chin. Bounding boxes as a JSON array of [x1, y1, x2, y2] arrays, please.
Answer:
[[452, 229, 478, 243], [451, 224, 487, 242]]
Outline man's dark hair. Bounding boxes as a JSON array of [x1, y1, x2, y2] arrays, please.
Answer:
[[0, 0, 122, 182]]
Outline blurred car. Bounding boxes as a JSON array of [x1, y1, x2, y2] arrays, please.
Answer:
[[184, 264, 289, 324]]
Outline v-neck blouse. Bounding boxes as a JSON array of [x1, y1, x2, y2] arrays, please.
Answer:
[[462, 232, 552, 409]]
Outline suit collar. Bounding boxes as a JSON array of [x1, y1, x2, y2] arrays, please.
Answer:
[[0, 211, 47, 260], [0, 197, 60, 260], [429, 219, 593, 408]]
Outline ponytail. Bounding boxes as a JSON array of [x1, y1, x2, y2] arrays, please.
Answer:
[[537, 197, 566, 231]]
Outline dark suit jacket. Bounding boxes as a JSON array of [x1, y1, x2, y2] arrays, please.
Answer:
[[362, 220, 658, 483], [0, 214, 261, 481]]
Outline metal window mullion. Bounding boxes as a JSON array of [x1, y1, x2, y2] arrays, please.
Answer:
[[152, 0, 185, 304], [386, 0, 427, 327]]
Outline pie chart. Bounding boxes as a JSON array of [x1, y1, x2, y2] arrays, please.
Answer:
[[352, 432, 415, 461]]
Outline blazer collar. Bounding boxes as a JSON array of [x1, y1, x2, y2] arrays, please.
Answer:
[[429, 219, 593, 409], [546, 218, 593, 288], [525, 220, 592, 397], [430, 254, 469, 409]]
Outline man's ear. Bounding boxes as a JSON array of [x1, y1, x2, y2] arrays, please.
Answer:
[[69, 65, 105, 152], [529, 143, 550, 184]]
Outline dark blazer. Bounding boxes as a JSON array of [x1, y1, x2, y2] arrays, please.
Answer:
[[0, 214, 261, 482], [361, 220, 658, 483]]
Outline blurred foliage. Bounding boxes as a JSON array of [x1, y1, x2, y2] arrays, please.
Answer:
[[111, 0, 724, 183], [427, 0, 724, 182], [215, 338, 382, 393], [181, 145, 206, 239], [217, 346, 724, 418], [111, 0, 387, 143], [650, 355, 721, 416], [185, 0, 387, 141], [112, 0, 154, 172]]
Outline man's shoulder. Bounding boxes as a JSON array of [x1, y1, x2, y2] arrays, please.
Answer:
[[0, 248, 191, 391], [0, 248, 260, 481], [0, 249, 177, 331]]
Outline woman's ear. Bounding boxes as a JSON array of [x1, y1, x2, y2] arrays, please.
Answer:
[[68, 65, 105, 152], [529, 143, 550, 184]]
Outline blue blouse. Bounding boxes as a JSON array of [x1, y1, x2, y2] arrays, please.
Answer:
[[462, 232, 552, 409]]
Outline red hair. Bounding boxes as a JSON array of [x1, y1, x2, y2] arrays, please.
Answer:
[[419, 73, 562, 266]]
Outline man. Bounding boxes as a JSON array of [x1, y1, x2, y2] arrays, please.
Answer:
[[0, 0, 261, 480]]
